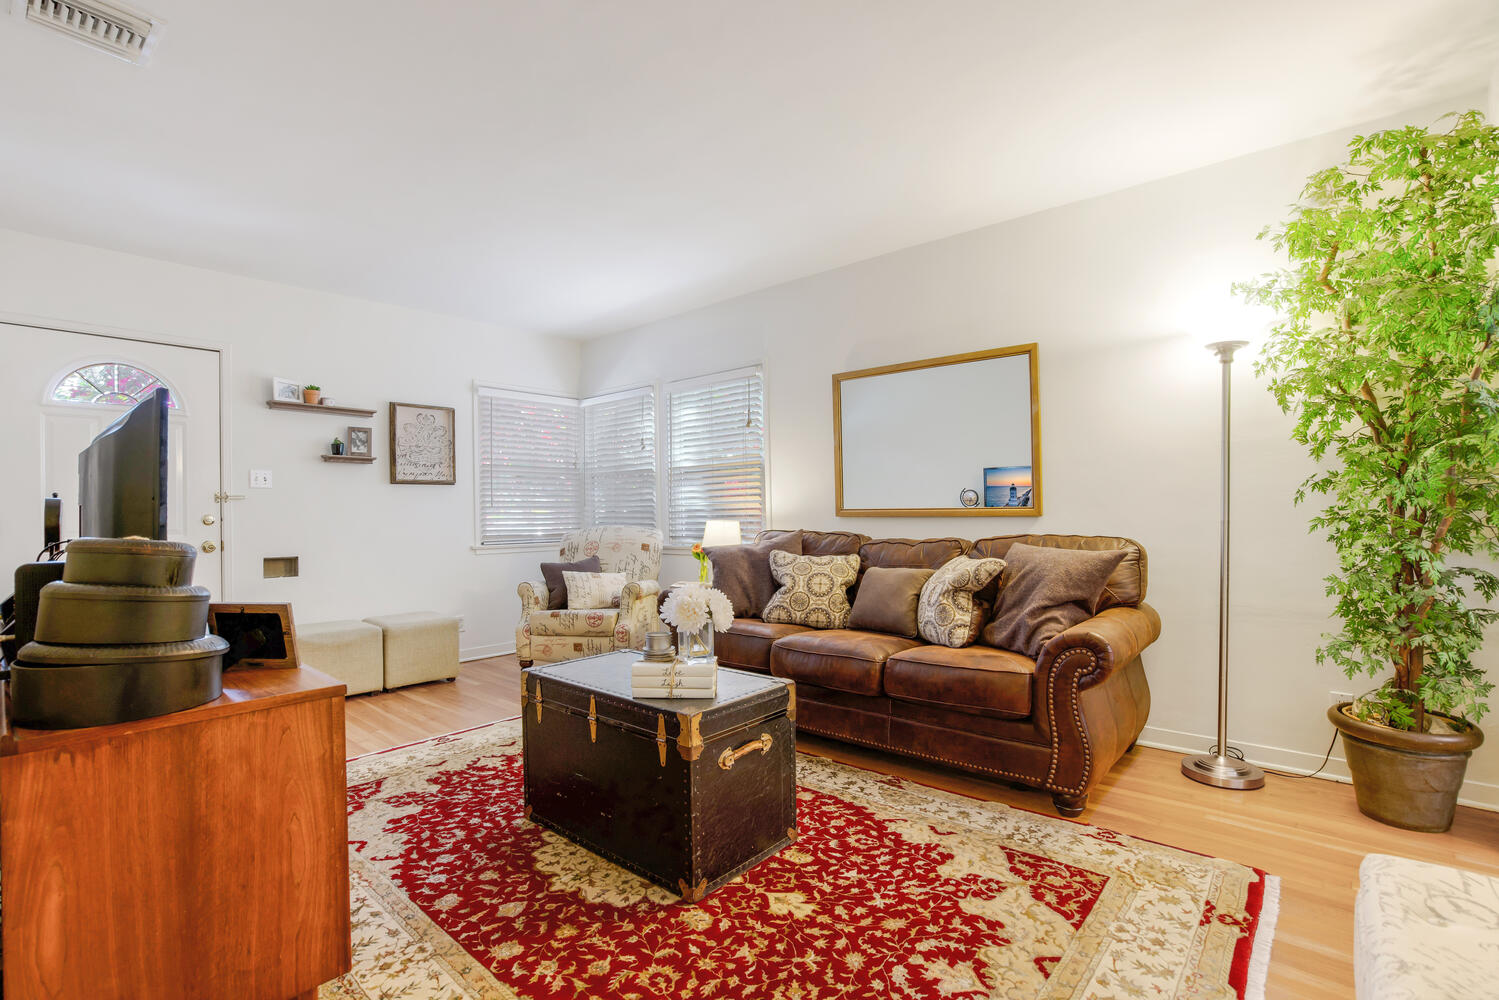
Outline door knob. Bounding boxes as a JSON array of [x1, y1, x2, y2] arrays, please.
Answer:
[[201, 541, 217, 553], [202, 514, 216, 526]]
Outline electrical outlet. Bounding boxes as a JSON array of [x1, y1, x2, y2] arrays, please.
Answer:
[[457, 616, 466, 632], [249, 469, 273, 489], [1330, 690, 1353, 708]]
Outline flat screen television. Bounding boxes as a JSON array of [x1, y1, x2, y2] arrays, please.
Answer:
[[78, 386, 169, 539]]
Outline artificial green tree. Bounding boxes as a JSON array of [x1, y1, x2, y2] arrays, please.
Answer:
[[1242, 110, 1499, 732]]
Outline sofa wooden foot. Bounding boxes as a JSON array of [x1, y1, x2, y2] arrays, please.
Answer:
[[1052, 793, 1088, 818], [1127, 740, 1138, 752], [519, 659, 533, 668]]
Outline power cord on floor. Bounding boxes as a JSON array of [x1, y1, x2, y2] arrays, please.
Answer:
[[1213, 731, 1340, 780]]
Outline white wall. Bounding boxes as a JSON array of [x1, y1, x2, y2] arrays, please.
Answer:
[[580, 93, 1499, 807], [0, 227, 579, 659]]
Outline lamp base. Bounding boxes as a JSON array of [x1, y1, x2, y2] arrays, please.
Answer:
[[1180, 753, 1266, 790]]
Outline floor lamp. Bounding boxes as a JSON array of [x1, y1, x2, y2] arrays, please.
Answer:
[[1181, 339, 1266, 791]]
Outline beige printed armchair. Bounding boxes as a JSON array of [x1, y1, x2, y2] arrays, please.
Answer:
[[516, 526, 664, 666]]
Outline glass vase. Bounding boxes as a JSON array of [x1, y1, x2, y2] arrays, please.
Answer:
[[677, 623, 715, 665]]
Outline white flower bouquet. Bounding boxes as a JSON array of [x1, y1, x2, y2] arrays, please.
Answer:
[[659, 583, 735, 633]]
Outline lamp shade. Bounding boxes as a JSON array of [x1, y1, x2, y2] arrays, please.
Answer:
[[700, 519, 742, 548]]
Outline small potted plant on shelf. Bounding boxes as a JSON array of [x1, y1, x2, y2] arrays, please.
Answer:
[[302, 384, 322, 404], [331, 436, 344, 456], [1242, 111, 1499, 832]]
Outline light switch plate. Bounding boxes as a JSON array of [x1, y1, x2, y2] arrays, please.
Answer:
[[250, 469, 273, 489]]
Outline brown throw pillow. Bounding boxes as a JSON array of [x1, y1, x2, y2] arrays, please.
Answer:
[[982, 543, 1128, 658], [540, 555, 602, 610], [706, 530, 803, 619], [849, 567, 935, 638], [916, 556, 1006, 647]]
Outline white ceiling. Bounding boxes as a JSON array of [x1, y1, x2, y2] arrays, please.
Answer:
[[1, 1, 1496, 338]]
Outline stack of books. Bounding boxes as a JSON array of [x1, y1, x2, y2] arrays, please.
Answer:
[[631, 657, 717, 700]]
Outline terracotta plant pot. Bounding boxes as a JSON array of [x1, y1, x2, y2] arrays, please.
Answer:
[[302, 389, 321, 404], [1328, 703, 1484, 833]]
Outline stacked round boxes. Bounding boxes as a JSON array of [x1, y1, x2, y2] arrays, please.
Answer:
[[12, 538, 227, 729]]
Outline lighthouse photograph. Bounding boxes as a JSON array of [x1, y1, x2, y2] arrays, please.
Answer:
[[983, 465, 1034, 508]]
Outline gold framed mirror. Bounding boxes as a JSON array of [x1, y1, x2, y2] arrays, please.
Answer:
[[832, 344, 1041, 517]]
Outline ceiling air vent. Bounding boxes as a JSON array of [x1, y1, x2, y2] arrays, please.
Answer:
[[12, 0, 162, 64]]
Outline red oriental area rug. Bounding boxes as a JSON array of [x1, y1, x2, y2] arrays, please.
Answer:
[[321, 719, 1278, 1000]]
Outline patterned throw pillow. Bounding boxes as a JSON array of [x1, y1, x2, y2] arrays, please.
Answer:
[[563, 571, 628, 610], [917, 555, 1007, 648], [762, 552, 860, 629]]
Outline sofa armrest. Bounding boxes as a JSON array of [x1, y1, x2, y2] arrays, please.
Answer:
[[518, 580, 547, 617], [1037, 604, 1161, 689], [616, 579, 664, 649], [1032, 603, 1161, 807]]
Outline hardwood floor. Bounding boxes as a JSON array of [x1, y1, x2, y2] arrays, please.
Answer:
[[344, 654, 1499, 998]]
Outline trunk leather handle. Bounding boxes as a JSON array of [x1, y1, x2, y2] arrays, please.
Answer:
[[718, 733, 773, 771]]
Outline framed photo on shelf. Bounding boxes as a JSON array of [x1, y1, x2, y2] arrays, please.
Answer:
[[208, 603, 299, 669], [270, 377, 302, 403], [389, 401, 456, 484], [346, 425, 373, 458]]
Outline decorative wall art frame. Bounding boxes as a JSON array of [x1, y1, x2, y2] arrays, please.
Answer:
[[270, 377, 302, 403], [208, 602, 299, 669], [389, 401, 456, 484], [832, 343, 1041, 516], [346, 425, 373, 458]]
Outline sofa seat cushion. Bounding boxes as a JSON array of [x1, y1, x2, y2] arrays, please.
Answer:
[[770, 629, 923, 697], [718, 618, 811, 673], [527, 609, 620, 638], [885, 644, 1035, 720]]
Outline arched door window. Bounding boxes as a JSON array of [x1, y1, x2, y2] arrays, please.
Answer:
[[50, 362, 179, 409]]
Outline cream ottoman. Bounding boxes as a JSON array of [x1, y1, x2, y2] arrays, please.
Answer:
[[363, 612, 460, 689], [298, 619, 384, 695], [1355, 853, 1499, 999]]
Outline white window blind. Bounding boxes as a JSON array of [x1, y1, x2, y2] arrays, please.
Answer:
[[475, 387, 583, 545], [665, 368, 766, 546], [582, 387, 657, 530]]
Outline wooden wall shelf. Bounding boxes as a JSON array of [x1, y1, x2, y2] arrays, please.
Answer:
[[321, 454, 376, 463], [267, 400, 377, 418]]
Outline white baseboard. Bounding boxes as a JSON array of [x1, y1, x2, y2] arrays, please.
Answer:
[[1138, 723, 1499, 812], [459, 642, 515, 662]]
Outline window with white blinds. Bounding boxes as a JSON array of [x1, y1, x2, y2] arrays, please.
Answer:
[[475, 387, 583, 545], [665, 368, 766, 546], [582, 387, 657, 530]]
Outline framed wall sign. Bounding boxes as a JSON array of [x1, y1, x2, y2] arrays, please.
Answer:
[[389, 401, 457, 484], [832, 343, 1041, 516]]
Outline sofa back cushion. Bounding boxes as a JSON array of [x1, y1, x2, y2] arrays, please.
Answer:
[[848, 566, 935, 638], [758, 528, 868, 556], [859, 537, 971, 573], [558, 526, 663, 582], [707, 530, 803, 619], [969, 534, 1146, 610]]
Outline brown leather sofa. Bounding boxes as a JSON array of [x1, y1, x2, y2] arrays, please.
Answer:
[[719, 530, 1160, 816]]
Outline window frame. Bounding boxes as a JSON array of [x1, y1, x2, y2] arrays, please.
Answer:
[[45, 359, 184, 413], [471, 364, 771, 554], [470, 381, 585, 552], [580, 383, 659, 533], [661, 364, 770, 551]]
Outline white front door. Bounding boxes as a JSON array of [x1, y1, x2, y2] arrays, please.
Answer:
[[0, 324, 224, 598]]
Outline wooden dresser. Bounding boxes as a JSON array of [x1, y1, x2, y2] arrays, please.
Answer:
[[0, 667, 352, 999]]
